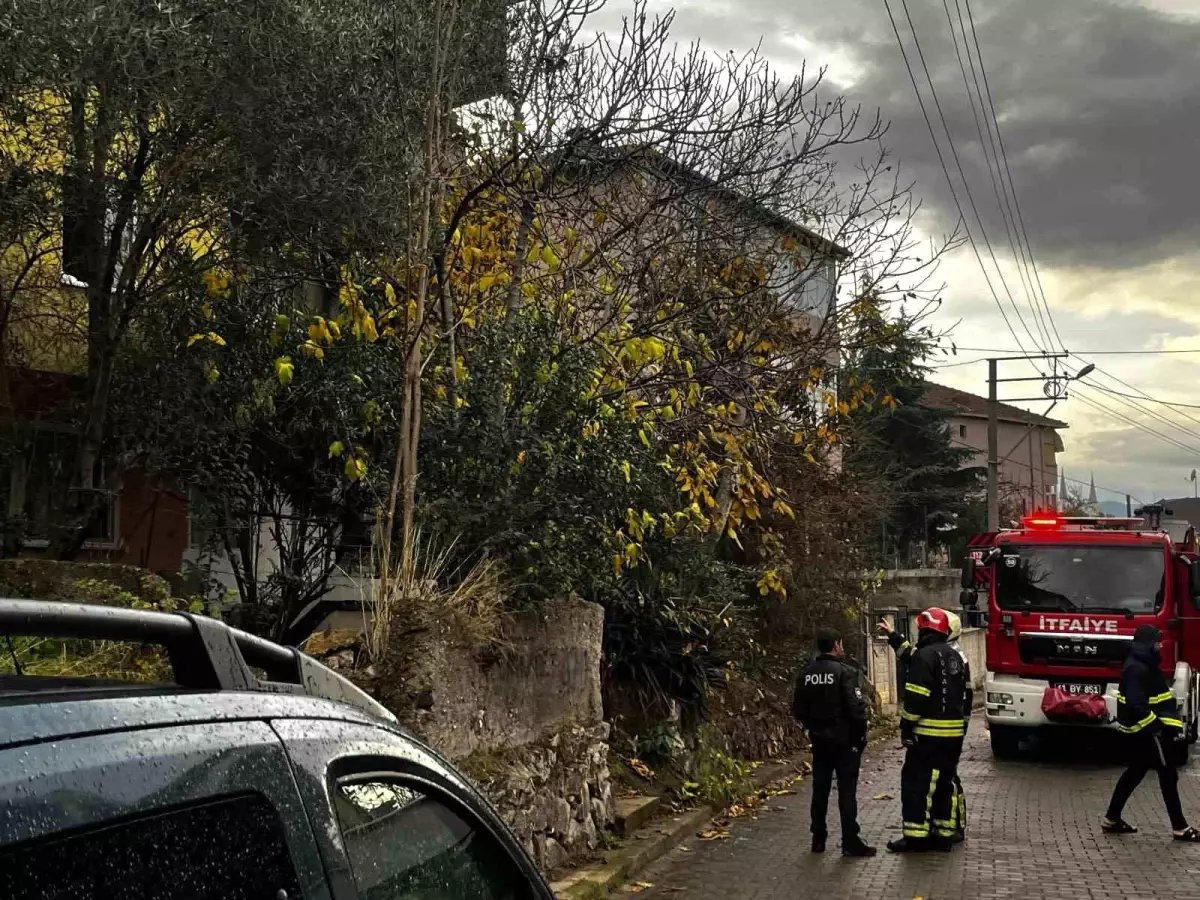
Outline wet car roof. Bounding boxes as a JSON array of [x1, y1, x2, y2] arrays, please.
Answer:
[[0, 688, 406, 750]]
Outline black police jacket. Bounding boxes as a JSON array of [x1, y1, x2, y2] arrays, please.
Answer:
[[792, 654, 868, 747]]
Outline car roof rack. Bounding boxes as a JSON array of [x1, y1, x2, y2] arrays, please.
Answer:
[[0, 598, 396, 724]]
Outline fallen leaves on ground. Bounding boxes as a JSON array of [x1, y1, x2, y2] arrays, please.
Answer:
[[697, 826, 731, 841], [873, 793, 894, 801], [629, 881, 654, 893]]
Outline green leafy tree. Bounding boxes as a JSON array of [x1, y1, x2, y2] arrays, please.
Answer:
[[418, 311, 756, 718], [842, 295, 982, 567]]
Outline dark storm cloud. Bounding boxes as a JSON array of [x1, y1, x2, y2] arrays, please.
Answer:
[[820, 0, 1200, 267], [654, 0, 1200, 269]]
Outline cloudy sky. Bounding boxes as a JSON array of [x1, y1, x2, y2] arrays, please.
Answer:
[[592, 0, 1200, 506]]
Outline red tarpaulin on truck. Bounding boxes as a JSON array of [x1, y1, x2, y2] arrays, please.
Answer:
[[1041, 687, 1109, 723]]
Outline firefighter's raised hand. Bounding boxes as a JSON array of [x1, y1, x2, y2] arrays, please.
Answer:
[[877, 617, 894, 637]]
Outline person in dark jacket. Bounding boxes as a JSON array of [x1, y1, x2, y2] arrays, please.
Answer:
[[1103, 624, 1200, 841], [792, 628, 876, 857], [879, 609, 969, 843], [887, 607, 969, 854]]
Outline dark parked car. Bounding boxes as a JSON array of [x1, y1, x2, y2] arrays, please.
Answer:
[[0, 598, 554, 899]]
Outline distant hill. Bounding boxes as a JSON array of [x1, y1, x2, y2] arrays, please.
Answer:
[[1098, 500, 1129, 517]]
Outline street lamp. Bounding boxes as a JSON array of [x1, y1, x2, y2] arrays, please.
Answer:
[[986, 353, 1093, 530]]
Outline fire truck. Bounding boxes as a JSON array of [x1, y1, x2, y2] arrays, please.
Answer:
[[962, 505, 1200, 758]]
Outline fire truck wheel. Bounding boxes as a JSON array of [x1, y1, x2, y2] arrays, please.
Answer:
[[989, 725, 1022, 759]]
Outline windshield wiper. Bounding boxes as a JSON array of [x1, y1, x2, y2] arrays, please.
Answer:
[[1081, 605, 1146, 615]]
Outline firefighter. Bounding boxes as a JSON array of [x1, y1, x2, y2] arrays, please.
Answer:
[[1103, 624, 1200, 841], [792, 628, 877, 858], [878, 610, 970, 844], [887, 607, 968, 853]]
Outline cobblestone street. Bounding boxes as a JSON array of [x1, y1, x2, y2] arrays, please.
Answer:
[[621, 718, 1200, 899]]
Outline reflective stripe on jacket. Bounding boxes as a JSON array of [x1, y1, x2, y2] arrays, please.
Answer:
[[1115, 641, 1181, 735], [900, 636, 969, 741]]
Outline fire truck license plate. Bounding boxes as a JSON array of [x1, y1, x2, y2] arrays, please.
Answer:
[[1052, 682, 1104, 696]]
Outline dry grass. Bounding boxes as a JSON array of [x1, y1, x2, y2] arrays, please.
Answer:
[[366, 527, 508, 663]]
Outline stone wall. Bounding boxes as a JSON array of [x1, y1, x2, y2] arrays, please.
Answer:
[[374, 596, 613, 873], [461, 722, 613, 873]]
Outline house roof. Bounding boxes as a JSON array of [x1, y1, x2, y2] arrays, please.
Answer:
[[921, 382, 1067, 429], [560, 140, 852, 259]]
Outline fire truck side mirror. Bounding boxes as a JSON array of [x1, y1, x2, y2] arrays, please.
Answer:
[[1190, 559, 1200, 606], [960, 558, 977, 589], [959, 588, 978, 609]]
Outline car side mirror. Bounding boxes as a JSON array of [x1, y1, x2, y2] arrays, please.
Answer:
[[959, 588, 978, 610], [960, 557, 976, 589]]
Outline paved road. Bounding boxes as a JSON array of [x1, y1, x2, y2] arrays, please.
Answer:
[[620, 718, 1200, 899]]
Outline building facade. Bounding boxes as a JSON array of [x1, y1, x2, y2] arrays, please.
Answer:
[[922, 382, 1067, 514]]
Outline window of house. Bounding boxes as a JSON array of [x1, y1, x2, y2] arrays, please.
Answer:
[[959, 424, 967, 438], [0, 793, 303, 900], [333, 777, 532, 900], [5, 427, 116, 547], [773, 255, 837, 325]]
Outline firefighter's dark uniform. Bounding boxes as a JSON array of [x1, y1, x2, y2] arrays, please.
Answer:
[[889, 631, 969, 840], [895, 631, 968, 848], [793, 653, 869, 851], [1105, 628, 1189, 832]]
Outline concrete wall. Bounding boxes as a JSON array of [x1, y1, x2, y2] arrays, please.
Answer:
[[866, 568, 984, 712], [869, 622, 984, 712], [379, 597, 604, 759], [374, 596, 612, 873], [871, 568, 963, 613]]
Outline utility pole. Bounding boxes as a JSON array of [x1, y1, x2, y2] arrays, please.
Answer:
[[1126, 494, 1133, 517], [986, 353, 1079, 531], [987, 359, 999, 530]]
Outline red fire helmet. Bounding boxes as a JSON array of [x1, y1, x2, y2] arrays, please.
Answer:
[[915, 607, 952, 636]]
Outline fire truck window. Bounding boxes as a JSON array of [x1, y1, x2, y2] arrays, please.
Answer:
[[996, 545, 1165, 614]]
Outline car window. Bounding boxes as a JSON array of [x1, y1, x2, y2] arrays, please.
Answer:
[[0, 792, 303, 899], [333, 778, 531, 900]]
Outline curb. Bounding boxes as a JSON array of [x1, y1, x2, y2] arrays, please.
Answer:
[[552, 718, 897, 898]]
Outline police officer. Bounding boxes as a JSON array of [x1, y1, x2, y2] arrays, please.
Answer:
[[879, 609, 969, 844], [792, 628, 876, 858], [1103, 624, 1200, 841], [888, 607, 968, 853]]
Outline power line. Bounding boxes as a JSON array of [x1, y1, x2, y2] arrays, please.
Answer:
[[941, 0, 1056, 353], [881, 0, 1044, 362], [1060, 363, 1200, 446], [1071, 391, 1200, 458], [961, 0, 1067, 353], [1088, 366, 1200, 428], [895, 0, 1047, 356], [1085, 382, 1200, 412]]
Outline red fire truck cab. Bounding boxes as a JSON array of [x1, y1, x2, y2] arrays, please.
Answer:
[[964, 507, 1200, 758]]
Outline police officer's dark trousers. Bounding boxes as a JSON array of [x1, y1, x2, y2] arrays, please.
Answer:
[[1106, 732, 1187, 831], [810, 738, 861, 844], [900, 735, 964, 841]]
